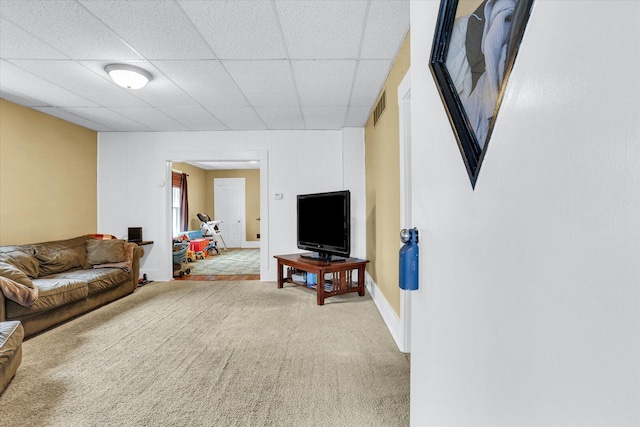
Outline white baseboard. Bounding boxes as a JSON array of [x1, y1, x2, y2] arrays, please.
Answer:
[[365, 272, 404, 352]]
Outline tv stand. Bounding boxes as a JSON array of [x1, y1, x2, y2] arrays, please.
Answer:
[[300, 252, 346, 263], [275, 253, 369, 305]]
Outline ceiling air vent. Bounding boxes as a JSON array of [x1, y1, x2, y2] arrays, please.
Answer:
[[373, 91, 386, 126]]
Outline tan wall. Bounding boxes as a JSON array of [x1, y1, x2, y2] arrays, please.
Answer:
[[206, 170, 260, 242], [0, 99, 97, 245], [171, 162, 209, 232], [364, 33, 410, 316]]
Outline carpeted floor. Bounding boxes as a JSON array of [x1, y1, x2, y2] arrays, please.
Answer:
[[0, 280, 409, 427], [187, 248, 260, 276]]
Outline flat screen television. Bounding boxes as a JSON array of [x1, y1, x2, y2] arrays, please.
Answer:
[[297, 190, 350, 262]]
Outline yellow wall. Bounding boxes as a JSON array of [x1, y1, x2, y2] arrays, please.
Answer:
[[206, 169, 260, 243], [0, 99, 97, 245], [364, 33, 410, 316], [171, 162, 209, 232]]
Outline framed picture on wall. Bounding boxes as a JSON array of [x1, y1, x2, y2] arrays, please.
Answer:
[[429, 0, 534, 187]]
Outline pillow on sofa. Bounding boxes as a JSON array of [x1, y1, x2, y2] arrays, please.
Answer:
[[0, 261, 35, 289], [35, 244, 86, 276], [86, 239, 125, 265], [0, 248, 39, 279]]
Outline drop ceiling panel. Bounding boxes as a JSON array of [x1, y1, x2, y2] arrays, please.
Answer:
[[158, 107, 227, 131], [345, 106, 372, 127], [9, 59, 149, 108], [79, 60, 198, 108], [292, 60, 357, 106], [33, 107, 114, 131], [111, 108, 189, 131], [80, 0, 215, 60], [360, 0, 411, 59], [153, 60, 249, 108], [63, 107, 150, 131], [0, 0, 141, 60], [179, 0, 286, 60], [255, 106, 306, 130], [302, 106, 348, 130], [223, 60, 299, 107], [0, 60, 97, 107], [208, 107, 266, 130], [276, 0, 367, 59], [350, 60, 392, 106], [0, 18, 67, 59]]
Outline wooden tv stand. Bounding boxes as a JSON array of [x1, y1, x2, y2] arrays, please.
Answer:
[[274, 253, 369, 305]]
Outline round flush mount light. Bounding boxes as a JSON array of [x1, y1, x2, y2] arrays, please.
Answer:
[[105, 64, 152, 89]]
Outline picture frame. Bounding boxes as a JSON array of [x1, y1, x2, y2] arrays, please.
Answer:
[[429, 0, 534, 187]]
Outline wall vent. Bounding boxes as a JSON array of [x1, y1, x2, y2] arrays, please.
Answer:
[[373, 91, 386, 126]]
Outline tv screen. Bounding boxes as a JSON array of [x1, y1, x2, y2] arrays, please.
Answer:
[[297, 190, 350, 262]]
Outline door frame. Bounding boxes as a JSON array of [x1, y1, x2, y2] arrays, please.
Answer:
[[166, 150, 268, 280], [398, 69, 412, 353]]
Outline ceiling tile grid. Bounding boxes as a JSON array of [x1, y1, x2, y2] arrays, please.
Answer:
[[0, 0, 409, 132]]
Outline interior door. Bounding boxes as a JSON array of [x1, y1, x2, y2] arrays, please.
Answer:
[[214, 178, 245, 248]]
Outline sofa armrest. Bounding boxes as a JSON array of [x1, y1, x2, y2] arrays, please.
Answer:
[[131, 245, 144, 291]]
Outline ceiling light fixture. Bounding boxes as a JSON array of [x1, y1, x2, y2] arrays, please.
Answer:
[[105, 64, 152, 89]]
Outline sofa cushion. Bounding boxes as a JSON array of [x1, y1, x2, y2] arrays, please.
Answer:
[[0, 261, 35, 288], [6, 278, 88, 318], [48, 268, 129, 295], [0, 247, 39, 279], [35, 239, 88, 276], [0, 321, 23, 381], [86, 239, 125, 265]]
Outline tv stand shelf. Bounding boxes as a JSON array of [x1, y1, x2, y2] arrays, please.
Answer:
[[274, 253, 369, 305]]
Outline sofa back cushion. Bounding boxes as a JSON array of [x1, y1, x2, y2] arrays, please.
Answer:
[[35, 244, 88, 277], [86, 239, 125, 265], [0, 261, 35, 288], [0, 247, 39, 279]]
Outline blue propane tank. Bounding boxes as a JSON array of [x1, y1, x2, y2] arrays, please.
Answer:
[[399, 228, 419, 291]]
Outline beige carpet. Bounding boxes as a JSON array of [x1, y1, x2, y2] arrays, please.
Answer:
[[0, 281, 409, 427]]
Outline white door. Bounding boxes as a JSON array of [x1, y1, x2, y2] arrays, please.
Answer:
[[214, 178, 245, 248]]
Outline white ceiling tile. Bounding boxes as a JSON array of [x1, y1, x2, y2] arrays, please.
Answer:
[[179, 1, 286, 60], [276, 0, 367, 59], [0, 1, 141, 60], [255, 106, 305, 130], [350, 60, 392, 106], [345, 105, 372, 127], [302, 106, 348, 129], [224, 60, 298, 107], [0, 18, 67, 59], [0, 60, 97, 107], [9, 59, 149, 108], [158, 107, 227, 131], [153, 60, 249, 108], [0, 88, 50, 108], [80, 0, 215, 60], [292, 60, 356, 106], [32, 107, 114, 131], [78, 61, 198, 108], [110, 108, 189, 132], [63, 107, 150, 131], [360, 0, 410, 59], [208, 107, 266, 130]]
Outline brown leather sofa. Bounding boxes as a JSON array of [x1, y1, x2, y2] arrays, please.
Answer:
[[0, 235, 143, 339], [0, 321, 23, 394]]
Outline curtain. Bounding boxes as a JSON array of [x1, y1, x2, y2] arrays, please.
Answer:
[[180, 173, 189, 232]]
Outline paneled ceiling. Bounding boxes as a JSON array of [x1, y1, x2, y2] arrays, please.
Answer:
[[0, 0, 409, 132]]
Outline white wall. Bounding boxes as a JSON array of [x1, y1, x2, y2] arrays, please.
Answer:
[[97, 129, 365, 282], [410, 1, 639, 426]]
